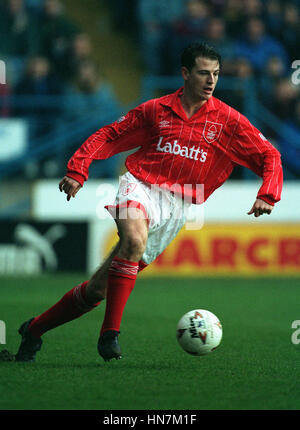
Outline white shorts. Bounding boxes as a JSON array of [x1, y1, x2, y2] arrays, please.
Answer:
[[105, 171, 191, 265]]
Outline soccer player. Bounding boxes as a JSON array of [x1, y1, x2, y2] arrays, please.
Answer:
[[5, 42, 283, 363]]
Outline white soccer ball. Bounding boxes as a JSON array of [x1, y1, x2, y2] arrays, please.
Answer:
[[176, 309, 223, 356]]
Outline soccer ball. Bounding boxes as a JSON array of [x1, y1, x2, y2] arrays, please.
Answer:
[[176, 309, 222, 356]]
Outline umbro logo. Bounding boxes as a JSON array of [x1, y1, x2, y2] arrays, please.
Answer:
[[159, 120, 170, 128]]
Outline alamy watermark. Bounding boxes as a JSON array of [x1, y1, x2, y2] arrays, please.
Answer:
[[0, 60, 6, 85], [291, 320, 300, 344], [291, 60, 300, 85], [0, 320, 6, 344], [95, 180, 205, 231]]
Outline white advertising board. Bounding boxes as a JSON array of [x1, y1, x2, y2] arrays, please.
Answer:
[[33, 179, 300, 223]]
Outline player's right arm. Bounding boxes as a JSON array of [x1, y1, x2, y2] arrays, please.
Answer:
[[59, 176, 82, 201], [63, 100, 153, 191]]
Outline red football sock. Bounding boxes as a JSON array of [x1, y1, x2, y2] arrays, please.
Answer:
[[28, 281, 101, 338], [100, 257, 139, 335]]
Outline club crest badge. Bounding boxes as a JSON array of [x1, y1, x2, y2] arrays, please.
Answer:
[[203, 121, 223, 144], [121, 183, 137, 196]]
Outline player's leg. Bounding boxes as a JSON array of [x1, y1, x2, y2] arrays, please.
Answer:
[[98, 189, 188, 361], [13, 242, 120, 362], [85, 240, 121, 303], [98, 206, 148, 361]]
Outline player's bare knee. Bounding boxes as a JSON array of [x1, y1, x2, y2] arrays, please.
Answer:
[[120, 233, 147, 261]]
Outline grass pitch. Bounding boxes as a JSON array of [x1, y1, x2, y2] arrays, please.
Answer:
[[1, 274, 300, 410]]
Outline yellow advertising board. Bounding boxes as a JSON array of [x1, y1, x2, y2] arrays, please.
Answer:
[[104, 224, 300, 277]]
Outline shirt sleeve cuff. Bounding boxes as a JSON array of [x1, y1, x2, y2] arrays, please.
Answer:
[[66, 171, 85, 187], [256, 195, 276, 206]]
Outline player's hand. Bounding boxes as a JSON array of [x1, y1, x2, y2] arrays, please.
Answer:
[[247, 198, 273, 217], [59, 176, 82, 201]]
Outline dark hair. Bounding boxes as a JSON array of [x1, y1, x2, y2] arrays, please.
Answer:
[[181, 42, 222, 71]]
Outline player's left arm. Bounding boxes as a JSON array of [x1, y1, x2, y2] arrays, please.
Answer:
[[247, 198, 273, 218], [229, 115, 283, 217]]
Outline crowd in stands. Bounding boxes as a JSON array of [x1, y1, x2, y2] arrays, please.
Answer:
[[0, 0, 122, 178], [0, 0, 300, 179]]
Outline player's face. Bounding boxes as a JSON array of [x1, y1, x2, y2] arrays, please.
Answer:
[[182, 57, 220, 101]]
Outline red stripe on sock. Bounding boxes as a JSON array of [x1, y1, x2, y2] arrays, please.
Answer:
[[110, 257, 139, 278]]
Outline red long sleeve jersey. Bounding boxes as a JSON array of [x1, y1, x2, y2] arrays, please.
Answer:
[[67, 87, 283, 205]]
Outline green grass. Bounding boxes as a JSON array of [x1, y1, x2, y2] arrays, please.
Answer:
[[1, 274, 300, 410]]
